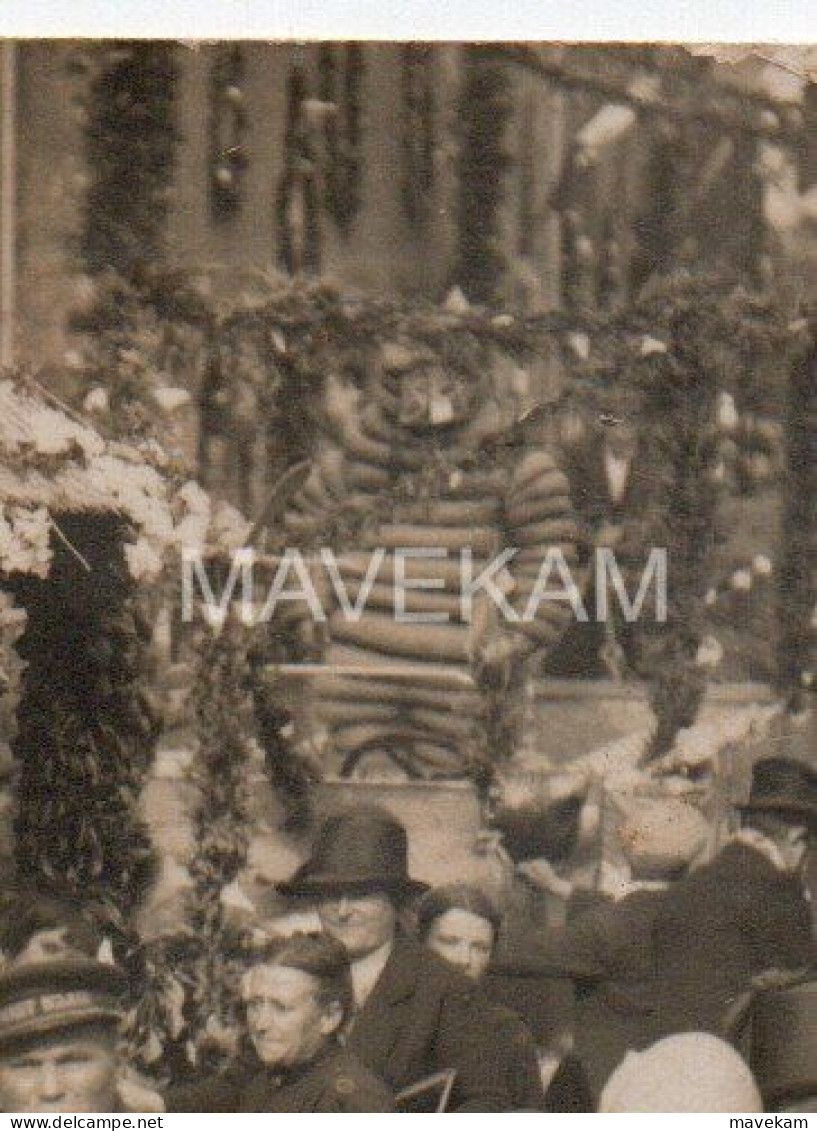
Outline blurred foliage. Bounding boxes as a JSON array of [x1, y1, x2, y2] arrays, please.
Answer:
[[128, 616, 257, 1080], [7, 513, 160, 922], [81, 43, 179, 283]]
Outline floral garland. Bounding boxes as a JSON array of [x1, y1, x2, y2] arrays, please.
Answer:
[[400, 46, 436, 225], [8, 512, 160, 921], [276, 66, 322, 276], [81, 43, 179, 282], [0, 371, 251, 927], [70, 266, 213, 446], [777, 330, 816, 705], [209, 45, 249, 221], [318, 45, 365, 232], [454, 47, 513, 303], [127, 613, 274, 1080]]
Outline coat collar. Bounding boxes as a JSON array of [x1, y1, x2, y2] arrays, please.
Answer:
[[360, 934, 423, 1009], [731, 828, 790, 874]]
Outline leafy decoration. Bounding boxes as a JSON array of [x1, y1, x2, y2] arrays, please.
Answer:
[[81, 43, 178, 283], [8, 513, 160, 922], [455, 47, 514, 303]]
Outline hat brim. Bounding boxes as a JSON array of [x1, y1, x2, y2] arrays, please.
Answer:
[[0, 1005, 123, 1052], [738, 801, 817, 830], [278, 873, 428, 900]]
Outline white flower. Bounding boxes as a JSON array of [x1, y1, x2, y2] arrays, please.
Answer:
[[640, 335, 668, 356], [124, 538, 164, 582], [152, 386, 192, 413], [567, 332, 590, 360], [27, 407, 77, 455], [174, 512, 210, 552], [730, 569, 753, 592], [210, 501, 252, 552], [73, 426, 105, 460], [491, 314, 514, 328], [716, 391, 739, 433], [751, 554, 773, 578], [696, 635, 724, 669], [443, 286, 470, 314], [0, 506, 52, 577], [82, 386, 109, 415], [178, 480, 211, 517], [63, 349, 84, 370], [704, 587, 718, 607], [85, 455, 173, 545], [802, 671, 813, 688]]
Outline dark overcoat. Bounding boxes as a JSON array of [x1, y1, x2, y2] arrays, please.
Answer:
[[167, 1043, 393, 1113], [522, 887, 670, 1102], [346, 935, 514, 1110], [486, 1000, 547, 1110], [649, 841, 814, 1038]]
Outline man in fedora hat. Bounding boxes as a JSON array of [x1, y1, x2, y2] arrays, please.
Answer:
[[0, 955, 128, 1112], [648, 755, 816, 1039], [280, 805, 513, 1110]]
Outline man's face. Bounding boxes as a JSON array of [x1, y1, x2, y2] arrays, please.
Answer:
[[395, 364, 475, 428], [242, 964, 339, 1069], [0, 1029, 119, 1113], [317, 892, 396, 960], [425, 908, 495, 982]]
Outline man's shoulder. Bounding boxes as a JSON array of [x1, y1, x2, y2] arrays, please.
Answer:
[[166, 1061, 250, 1113], [317, 1047, 394, 1111], [689, 842, 788, 891], [659, 842, 792, 923], [390, 936, 479, 998]]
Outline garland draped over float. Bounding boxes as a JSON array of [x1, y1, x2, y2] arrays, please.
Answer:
[[130, 619, 257, 1080], [318, 44, 365, 232], [0, 375, 200, 919], [455, 47, 513, 303], [209, 45, 249, 221], [400, 45, 436, 225]]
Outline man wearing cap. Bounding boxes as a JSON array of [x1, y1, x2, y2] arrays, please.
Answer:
[[650, 755, 816, 1038], [0, 956, 127, 1112], [279, 805, 513, 1110]]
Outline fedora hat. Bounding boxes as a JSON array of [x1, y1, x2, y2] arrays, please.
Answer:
[[0, 957, 127, 1050], [279, 805, 427, 900], [739, 756, 817, 830]]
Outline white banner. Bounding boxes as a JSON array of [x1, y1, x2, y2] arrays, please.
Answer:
[[0, 1114, 810, 1130]]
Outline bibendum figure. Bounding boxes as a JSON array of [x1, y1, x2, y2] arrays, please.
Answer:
[[281, 335, 583, 779]]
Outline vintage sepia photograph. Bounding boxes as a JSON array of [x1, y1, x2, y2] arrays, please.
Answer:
[[0, 30, 814, 1114]]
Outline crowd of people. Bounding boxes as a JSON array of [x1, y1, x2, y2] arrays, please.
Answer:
[[0, 754, 813, 1113]]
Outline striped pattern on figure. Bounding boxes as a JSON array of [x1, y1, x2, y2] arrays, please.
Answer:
[[282, 351, 582, 778]]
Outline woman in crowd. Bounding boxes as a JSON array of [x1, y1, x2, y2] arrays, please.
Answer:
[[416, 882, 589, 1111]]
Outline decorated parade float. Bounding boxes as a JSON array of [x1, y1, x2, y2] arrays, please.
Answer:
[[0, 264, 813, 1074]]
